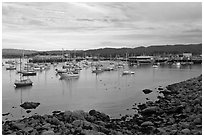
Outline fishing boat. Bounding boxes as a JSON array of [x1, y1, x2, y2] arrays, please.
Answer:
[[14, 57, 33, 88]]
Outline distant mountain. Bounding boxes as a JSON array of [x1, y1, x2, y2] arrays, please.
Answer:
[[84, 44, 202, 57], [2, 43, 202, 58]]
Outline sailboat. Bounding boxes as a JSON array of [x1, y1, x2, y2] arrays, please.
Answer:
[[21, 56, 36, 76], [122, 53, 135, 75], [14, 57, 33, 88]]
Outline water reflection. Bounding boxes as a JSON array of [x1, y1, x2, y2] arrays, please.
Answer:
[[59, 77, 79, 97], [14, 86, 32, 115]]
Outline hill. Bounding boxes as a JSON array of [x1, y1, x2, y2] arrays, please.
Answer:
[[2, 43, 202, 58], [2, 49, 38, 58]]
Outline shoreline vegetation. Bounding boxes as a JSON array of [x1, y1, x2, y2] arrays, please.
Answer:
[[2, 75, 202, 135]]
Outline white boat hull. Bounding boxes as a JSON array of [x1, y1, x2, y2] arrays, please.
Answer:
[[122, 71, 135, 75], [59, 72, 79, 79]]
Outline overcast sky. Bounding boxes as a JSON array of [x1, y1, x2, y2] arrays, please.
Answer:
[[2, 2, 202, 51]]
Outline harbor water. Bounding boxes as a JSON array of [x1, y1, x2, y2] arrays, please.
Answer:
[[2, 59, 202, 120]]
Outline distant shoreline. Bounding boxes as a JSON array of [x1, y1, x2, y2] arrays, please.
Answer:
[[2, 43, 202, 59]]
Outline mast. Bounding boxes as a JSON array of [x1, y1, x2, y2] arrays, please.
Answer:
[[62, 48, 64, 63], [19, 57, 22, 81], [126, 52, 128, 62]]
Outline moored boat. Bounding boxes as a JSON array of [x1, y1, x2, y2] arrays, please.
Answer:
[[14, 79, 33, 88], [22, 71, 37, 76], [58, 71, 79, 79], [122, 70, 135, 75], [55, 69, 68, 74], [6, 65, 16, 70], [14, 57, 33, 88], [152, 64, 159, 68]]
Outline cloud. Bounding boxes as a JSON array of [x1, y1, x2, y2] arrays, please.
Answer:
[[2, 2, 202, 50]]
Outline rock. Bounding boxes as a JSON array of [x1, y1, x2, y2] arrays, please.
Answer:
[[23, 127, 34, 133], [72, 110, 87, 120], [2, 112, 10, 116], [158, 87, 164, 91], [20, 102, 40, 109], [160, 89, 171, 94], [64, 111, 72, 122], [12, 122, 26, 130], [99, 112, 110, 122], [70, 128, 75, 134], [170, 130, 178, 135], [82, 120, 92, 129], [75, 127, 83, 134], [86, 115, 96, 122], [72, 120, 83, 127], [141, 121, 154, 127], [115, 131, 123, 135], [195, 125, 202, 128], [26, 110, 31, 113], [52, 110, 61, 114], [82, 130, 105, 135], [181, 128, 191, 134], [29, 119, 40, 127], [99, 126, 110, 134], [137, 103, 147, 110], [95, 121, 106, 127], [193, 118, 202, 125], [141, 106, 158, 115], [156, 128, 166, 134], [41, 130, 55, 135], [142, 89, 153, 94], [89, 110, 97, 116], [180, 122, 190, 128], [89, 110, 110, 122], [50, 117, 60, 125], [65, 123, 73, 128], [42, 123, 51, 129]]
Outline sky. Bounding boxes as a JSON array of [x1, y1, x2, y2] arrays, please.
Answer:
[[2, 2, 202, 51]]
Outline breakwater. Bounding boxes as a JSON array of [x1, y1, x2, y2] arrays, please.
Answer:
[[2, 75, 202, 135]]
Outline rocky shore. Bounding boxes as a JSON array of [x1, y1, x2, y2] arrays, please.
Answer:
[[2, 75, 202, 135]]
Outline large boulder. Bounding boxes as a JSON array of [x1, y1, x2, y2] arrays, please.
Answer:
[[20, 102, 40, 109], [89, 110, 110, 122], [142, 89, 153, 94]]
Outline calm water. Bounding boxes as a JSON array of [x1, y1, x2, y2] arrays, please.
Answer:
[[2, 59, 202, 120]]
